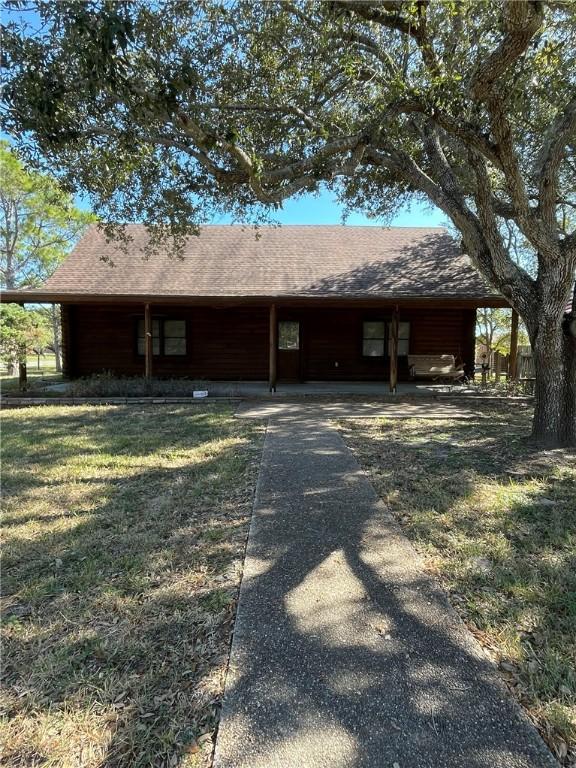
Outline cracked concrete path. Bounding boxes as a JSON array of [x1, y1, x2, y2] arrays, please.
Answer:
[[213, 416, 556, 768]]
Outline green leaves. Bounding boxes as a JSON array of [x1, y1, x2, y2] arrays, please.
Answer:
[[0, 304, 51, 362], [1, 0, 574, 249], [0, 141, 95, 289]]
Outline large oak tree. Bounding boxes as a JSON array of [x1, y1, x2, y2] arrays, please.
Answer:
[[2, 0, 575, 444]]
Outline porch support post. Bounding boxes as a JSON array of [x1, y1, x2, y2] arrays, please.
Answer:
[[269, 303, 277, 392], [509, 308, 519, 381], [389, 305, 399, 394], [144, 302, 153, 380]]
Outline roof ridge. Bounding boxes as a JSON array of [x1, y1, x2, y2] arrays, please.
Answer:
[[88, 223, 448, 231]]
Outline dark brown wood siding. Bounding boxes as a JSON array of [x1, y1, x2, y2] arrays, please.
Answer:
[[68, 304, 269, 379], [297, 307, 476, 381], [64, 303, 476, 380]]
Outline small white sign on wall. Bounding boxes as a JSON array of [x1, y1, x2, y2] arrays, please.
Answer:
[[193, 390, 208, 398]]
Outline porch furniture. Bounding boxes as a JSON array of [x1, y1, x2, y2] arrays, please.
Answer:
[[408, 354, 465, 382]]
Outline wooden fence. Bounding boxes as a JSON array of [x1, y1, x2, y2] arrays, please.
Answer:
[[477, 346, 534, 381]]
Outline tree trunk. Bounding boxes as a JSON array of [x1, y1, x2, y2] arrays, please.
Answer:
[[51, 304, 62, 373], [531, 309, 576, 447]]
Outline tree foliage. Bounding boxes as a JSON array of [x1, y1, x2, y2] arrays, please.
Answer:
[[0, 303, 51, 366], [2, 2, 574, 285], [476, 307, 528, 357], [0, 141, 94, 289], [2, 0, 575, 442]]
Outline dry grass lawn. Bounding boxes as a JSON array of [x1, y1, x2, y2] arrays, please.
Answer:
[[339, 407, 576, 766], [1, 404, 263, 767]]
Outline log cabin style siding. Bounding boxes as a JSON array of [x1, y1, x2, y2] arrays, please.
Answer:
[[1, 226, 507, 387], [64, 303, 476, 382]]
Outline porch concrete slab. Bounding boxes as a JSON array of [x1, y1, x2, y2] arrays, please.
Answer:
[[213, 418, 555, 768], [204, 380, 474, 398], [235, 398, 494, 421]]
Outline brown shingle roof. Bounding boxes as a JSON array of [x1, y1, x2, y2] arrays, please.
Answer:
[[35, 225, 501, 301]]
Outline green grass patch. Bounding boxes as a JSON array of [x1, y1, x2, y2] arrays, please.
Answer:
[[1, 354, 63, 393], [339, 408, 576, 765], [1, 404, 263, 767]]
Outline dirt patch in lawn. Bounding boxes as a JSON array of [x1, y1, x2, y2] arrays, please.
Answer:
[[339, 408, 575, 766], [1, 404, 264, 767]]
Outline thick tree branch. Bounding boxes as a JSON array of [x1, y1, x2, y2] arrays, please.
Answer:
[[469, 1, 543, 102], [368, 139, 537, 316], [422, 125, 468, 208], [536, 93, 576, 228], [464, 1, 558, 260], [333, 0, 441, 76], [469, 150, 536, 314]]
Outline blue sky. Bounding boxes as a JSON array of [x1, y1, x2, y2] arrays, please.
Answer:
[[4, 128, 446, 227], [74, 183, 446, 227], [219, 192, 447, 227]]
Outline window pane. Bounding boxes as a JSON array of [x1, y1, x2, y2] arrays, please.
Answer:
[[139, 337, 161, 355], [164, 338, 186, 355], [363, 321, 385, 339], [278, 321, 300, 350], [398, 339, 409, 356], [398, 322, 410, 340], [363, 339, 385, 357], [164, 320, 186, 338], [388, 322, 410, 355], [137, 318, 160, 356]]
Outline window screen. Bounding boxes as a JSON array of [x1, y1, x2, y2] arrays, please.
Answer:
[[163, 320, 186, 355], [137, 318, 186, 356], [362, 321, 385, 357]]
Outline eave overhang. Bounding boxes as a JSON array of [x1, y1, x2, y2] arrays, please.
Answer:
[[0, 290, 510, 309]]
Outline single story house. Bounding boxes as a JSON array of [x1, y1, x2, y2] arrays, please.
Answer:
[[1, 225, 509, 390]]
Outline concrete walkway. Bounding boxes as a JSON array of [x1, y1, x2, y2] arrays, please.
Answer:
[[213, 416, 556, 768]]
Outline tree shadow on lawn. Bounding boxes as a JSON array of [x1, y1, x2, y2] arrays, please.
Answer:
[[1, 405, 242, 497], [1, 405, 262, 767], [339, 411, 576, 763], [2, 405, 573, 766], [211, 414, 566, 768]]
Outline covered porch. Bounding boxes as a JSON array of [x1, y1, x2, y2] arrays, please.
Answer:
[[0, 294, 517, 394]]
